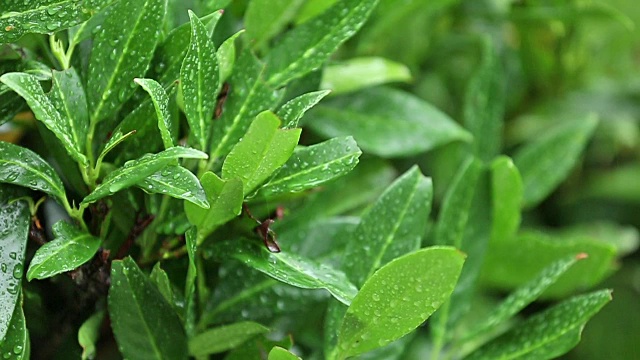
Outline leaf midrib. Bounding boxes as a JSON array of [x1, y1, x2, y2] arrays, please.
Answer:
[[266, 148, 360, 188], [0, 158, 65, 202]]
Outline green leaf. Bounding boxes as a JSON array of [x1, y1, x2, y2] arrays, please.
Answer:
[[112, 98, 163, 163], [258, 136, 361, 197], [343, 166, 433, 288], [213, 240, 358, 306], [184, 172, 243, 241], [222, 111, 301, 196], [321, 57, 412, 95], [0, 72, 88, 164], [189, 321, 269, 357], [0, 290, 28, 359], [308, 87, 471, 157], [0, 188, 29, 340], [109, 257, 188, 360], [78, 311, 105, 360], [278, 90, 331, 129], [209, 51, 281, 165], [490, 156, 522, 243], [27, 221, 101, 280], [0, 141, 67, 205], [49, 68, 89, 161], [245, 0, 305, 47], [68, 6, 110, 48], [134, 78, 175, 149], [217, 30, 244, 84], [87, 0, 167, 122], [263, 0, 380, 87], [82, 146, 208, 205], [336, 247, 465, 359], [149, 263, 174, 307], [0, 0, 114, 43], [269, 346, 302, 360], [464, 38, 505, 162], [185, 227, 197, 336], [225, 335, 293, 360], [180, 10, 219, 150], [98, 129, 137, 164], [464, 290, 612, 360], [138, 166, 209, 208], [514, 116, 599, 208]]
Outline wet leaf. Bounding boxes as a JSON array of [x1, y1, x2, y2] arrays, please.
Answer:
[[278, 90, 331, 129], [222, 111, 301, 196], [490, 156, 522, 243], [259, 136, 361, 197], [263, 0, 379, 87], [0, 141, 67, 205], [269, 346, 301, 360], [212, 239, 358, 306], [180, 10, 219, 150], [336, 247, 465, 359], [87, 0, 166, 122], [27, 221, 101, 280], [217, 30, 244, 84], [78, 311, 105, 360], [464, 290, 612, 360], [321, 57, 411, 95], [185, 227, 197, 336], [0, 187, 29, 340], [82, 147, 207, 205], [308, 87, 471, 158], [149, 263, 174, 307], [189, 321, 269, 356], [0, 0, 114, 43], [138, 166, 209, 208], [0, 290, 28, 359], [134, 78, 175, 149], [112, 98, 163, 163], [109, 257, 188, 360], [184, 172, 243, 241], [514, 116, 599, 208]]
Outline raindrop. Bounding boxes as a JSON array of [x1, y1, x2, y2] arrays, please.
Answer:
[[9, 252, 16, 260], [12, 345, 22, 355], [1, 264, 6, 273], [12, 264, 22, 279]]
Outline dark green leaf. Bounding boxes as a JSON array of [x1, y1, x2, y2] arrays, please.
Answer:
[[27, 221, 101, 280], [109, 257, 188, 360], [134, 78, 175, 149], [263, 0, 380, 87], [112, 98, 163, 163], [0, 290, 28, 359], [0, 142, 67, 206], [138, 166, 209, 208], [78, 311, 105, 360], [490, 156, 522, 243], [0, 188, 29, 340], [336, 247, 465, 359], [82, 146, 207, 205], [180, 10, 219, 150], [259, 136, 361, 197], [514, 116, 599, 208], [185, 227, 197, 336], [321, 57, 412, 95], [87, 0, 167, 122], [278, 90, 331, 129], [189, 321, 269, 356], [308, 87, 471, 157], [222, 111, 301, 196], [149, 263, 174, 307], [49, 68, 89, 161]]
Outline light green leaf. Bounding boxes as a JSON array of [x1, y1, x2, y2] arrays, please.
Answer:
[[87, 0, 167, 122], [263, 0, 379, 87], [109, 257, 188, 360], [217, 30, 244, 84], [82, 146, 208, 205], [134, 78, 175, 149], [0, 142, 67, 205], [0, 188, 29, 340], [308, 87, 471, 157], [78, 311, 105, 360], [189, 321, 269, 357], [490, 156, 522, 243], [222, 111, 301, 195], [269, 346, 302, 360], [0, 0, 114, 43], [138, 166, 209, 208], [278, 90, 331, 129], [0, 290, 28, 359], [27, 221, 101, 280], [180, 10, 219, 150], [0, 72, 87, 164], [213, 240, 358, 306], [184, 172, 243, 241], [259, 136, 361, 197], [336, 247, 465, 359], [245, 0, 305, 47], [98, 129, 137, 164], [321, 57, 411, 95], [464, 290, 612, 360], [514, 115, 599, 208]]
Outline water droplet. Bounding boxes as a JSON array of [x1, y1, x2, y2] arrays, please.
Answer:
[[9, 252, 16, 260], [12, 264, 22, 279], [1, 264, 7, 273], [13, 345, 22, 355]]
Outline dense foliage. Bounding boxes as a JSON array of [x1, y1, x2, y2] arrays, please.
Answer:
[[0, 0, 638, 359]]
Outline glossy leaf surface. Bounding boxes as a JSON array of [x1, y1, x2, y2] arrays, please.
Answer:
[[138, 166, 209, 208], [109, 257, 188, 360], [321, 57, 411, 95], [308, 87, 471, 157], [82, 147, 207, 205], [259, 136, 361, 197], [222, 111, 301, 195], [27, 221, 101, 280], [134, 78, 175, 149], [49, 68, 89, 160], [336, 247, 465, 358], [189, 321, 269, 356], [278, 90, 331, 129], [0, 142, 67, 205], [0, 290, 28, 359], [269, 346, 302, 360], [217, 30, 243, 84]]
